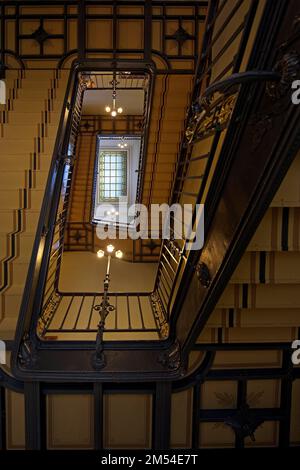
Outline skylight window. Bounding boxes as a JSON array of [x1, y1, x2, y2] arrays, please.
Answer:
[[98, 150, 127, 202]]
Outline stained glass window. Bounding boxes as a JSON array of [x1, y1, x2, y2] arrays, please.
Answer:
[[98, 150, 127, 202]]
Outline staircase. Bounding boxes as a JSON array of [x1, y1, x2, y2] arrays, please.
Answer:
[[200, 151, 300, 345], [0, 69, 69, 340], [142, 74, 193, 207]]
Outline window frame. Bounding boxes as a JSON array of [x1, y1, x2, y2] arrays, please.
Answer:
[[96, 148, 129, 204]]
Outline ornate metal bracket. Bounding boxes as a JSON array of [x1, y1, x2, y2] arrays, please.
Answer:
[[202, 71, 281, 103], [150, 291, 169, 339], [158, 339, 181, 370], [186, 70, 282, 143], [37, 292, 61, 338], [91, 298, 115, 370], [224, 404, 264, 441], [196, 262, 211, 288], [59, 154, 74, 166], [266, 51, 300, 99], [18, 333, 38, 369]]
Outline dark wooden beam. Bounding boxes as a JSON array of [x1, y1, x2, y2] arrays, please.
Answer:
[[144, 0, 152, 61], [94, 383, 103, 450], [0, 387, 6, 450], [78, 0, 86, 60], [24, 382, 43, 450], [153, 382, 171, 449]]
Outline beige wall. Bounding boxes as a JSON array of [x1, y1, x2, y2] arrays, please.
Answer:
[[58, 251, 157, 292]]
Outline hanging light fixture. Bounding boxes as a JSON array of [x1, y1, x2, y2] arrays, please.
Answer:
[[118, 137, 128, 149], [105, 77, 124, 117]]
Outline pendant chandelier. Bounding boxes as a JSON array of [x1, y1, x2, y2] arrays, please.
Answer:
[[118, 137, 128, 149], [105, 78, 123, 117]]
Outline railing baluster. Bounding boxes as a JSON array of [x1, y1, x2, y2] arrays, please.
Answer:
[[115, 294, 118, 330], [87, 295, 96, 330], [59, 296, 73, 330], [73, 295, 84, 330], [137, 295, 146, 330], [127, 295, 131, 330]]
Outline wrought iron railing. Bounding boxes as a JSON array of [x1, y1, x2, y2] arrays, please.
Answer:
[[2, 341, 300, 449], [13, 61, 159, 352], [39, 292, 161, 339], [34, 76, 86, 337], [10, 0, 300, 384]]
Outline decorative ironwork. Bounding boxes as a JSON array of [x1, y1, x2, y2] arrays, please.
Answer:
[[158, 339, 181, 370], [166, 238, 182, 257], [252, 51, 300, 151], [224, 404, 265, 441], [31, 25, 50, 46], [196, 262, 211, 288], [185, 94, 237, 143], [150, 291, 169, 339], [167, 26, 193, 47], [92, 253, 116, 370], [18, 334, 38, 369], [92, 298, 115, 370], [0, 1, 205, 72], [73, 230, 83, 243], [37, 292, 61, 337], [146, 239, 160, 254], [266, 51, 300, 99]]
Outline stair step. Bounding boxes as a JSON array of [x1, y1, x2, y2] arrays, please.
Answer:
[[23, 210, 40, 231], [0, 211, 15, 233], [0, 139, 36, 153], [2, 124, 58, 140], [11, 260, 30, 285], [208, 308, 300, 328], [1, 124, 40, 139], [0, 170, 48, 190], [6, 111, 60, 125], [0, 171, 25, 188], [0, 189, 44, 210], [0, 190, 21, 209], [0, 285, 23, 317], [0, 317, 18, 340], [218, 283, 300, 309], [0, 154, 52, 171], [17, 88, 65, 99], [197, 326, 296, 344], [11, 101, 50, 113], [231, 251, 300, 284], [0, 138, 56, 155]]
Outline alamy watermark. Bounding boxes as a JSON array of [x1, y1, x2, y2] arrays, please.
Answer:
[[291, 80, 300, 104], [0, 340, 6, 365], [0, 80, 6, 104], [94, 202, 205, 251], [291, 340, 300, 365]]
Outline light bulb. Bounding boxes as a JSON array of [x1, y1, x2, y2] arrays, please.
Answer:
[[111, 110, 117, 117], [117, 107, 123, 114], [124, 143, 127, 147], [97, 249, 105, 258], [106, 211, 111, 215], [115, 250, 123, 259], [118, 143, 121, 147], [115, 211, 119, 216], [106, 244, 115, 253], [105, 106, 111, 113]]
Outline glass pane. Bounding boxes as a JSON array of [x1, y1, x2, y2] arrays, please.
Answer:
[[98, 150, 127, 202]]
